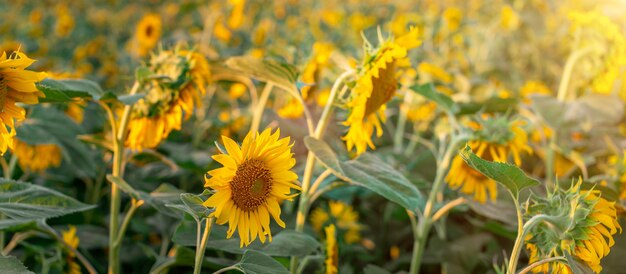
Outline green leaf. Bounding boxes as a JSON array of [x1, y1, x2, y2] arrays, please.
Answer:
[[236, 250, 289, 274], [106, 176, 187, 218], [225, 56, 298, 90], [0, 179, 95, 222], [303, 137, 344, 174], [363, 264, 391, 274], [459, 145, 540, 197], [36, 78, 104, 102], [262, 230, 319, 257], [0, 255, 34, 274], [17, 106, 97, 177], [169, 193, 212, 221], [305, 138, 423, 211], [411, 83, 459, 114]]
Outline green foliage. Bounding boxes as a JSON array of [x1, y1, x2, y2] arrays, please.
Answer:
[[225, 56, 299, 89], [411, 83, 459, 114], [304, 137, 424, 211], [459, 145, 540, 197], [36, 78, 104, 102], [16, 106, 98, 177], [235, 250, 289, 274], [0, 179, 95, 225], [0, 255, 34, 274]]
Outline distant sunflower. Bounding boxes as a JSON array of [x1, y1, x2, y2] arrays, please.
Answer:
[[525, 180, 621, 273], [126, 48, 210, 150], [325, 224, 338, 274], [343, 28, 421, 155], [135, 13, 162, 57], [203, 128, 301, 247], [310, 200, 362, 244], [12, 138, 62, 172], [0, 51, 46, 154], [61, 226, 81, 274], [446, 117, 531, 203]]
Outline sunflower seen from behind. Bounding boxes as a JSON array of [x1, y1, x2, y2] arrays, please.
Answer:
[[203, 128, 301, 247], [343, 27, 421, 155], [125, 48, 210, 150], [524, 179, 621, 273], [0, 51, 47, 154], [446, 116, 531, 203]]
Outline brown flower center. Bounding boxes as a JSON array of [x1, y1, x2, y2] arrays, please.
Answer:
[[230, 159, 272, 211], [364, 60, 396, 116], [145, 25, 154, 38]]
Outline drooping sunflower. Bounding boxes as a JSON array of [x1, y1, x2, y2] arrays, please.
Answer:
[[310, 200, 362, 244], [343, 28, 421, 155], [325, 224, 338, 274], [203, 128, 301, 247], [135, 13, 162, 57], [126, 48, 210, 150], [12, 138, 62, 172], [0, 51, 47, 154], [524, 179, 621, 273], [61, 226, 81, 274], [446, 116, 531, 203]]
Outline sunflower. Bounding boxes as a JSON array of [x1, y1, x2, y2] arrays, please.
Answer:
[[300, 42, 333, 101], [343, 28, 421, 155], [325, 224, 338, 274], [12, 138, 62, 172], [310, 200, 362, 244], [126, 48, 210, 150], [524, 180, 621, 273], [62, 226, 81, 274], [135, 13, 162, 57], [277, 98, 304, 119], [0, 51, 46, 154], [203, 128, 301, 247], [446, 117, 531, 203]]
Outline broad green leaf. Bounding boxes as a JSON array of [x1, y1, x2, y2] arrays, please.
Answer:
[[36, 78, 104, 102], [411, 83, 459, 114], [107, 176, 187, 218], [0, 179, 95, 222], [303, 137, 344, 174], [305, 138, 423, 211], [261, 230, 319, 257], [565, 94, 623, 127], [340, 154, 424, 211], [172, 193, 212, 221], [225, 56, 298, 90], [459, 145, 540, 197], [459, 97, 518, 115], [0, 219, 36, 231], [17, 106, 97, 177], [236, 250, 289, 274], [0, 256, 34, 274], [363, 264, 391, 274]]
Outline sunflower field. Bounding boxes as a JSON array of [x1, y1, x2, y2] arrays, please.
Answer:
[[3, 0, 626, 273]]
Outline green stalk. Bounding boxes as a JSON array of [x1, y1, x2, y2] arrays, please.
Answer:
[[108, 82, 139, 274], [290, 70, 353, 274], [506, 194, 524, 274], [249, 83, 273, 135], [409, 134, 467, 274], [194, 218, 214, 274]]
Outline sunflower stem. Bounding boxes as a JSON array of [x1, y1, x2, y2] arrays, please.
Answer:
[[506, 193, 524, 274], [394, 91, 413, 153], [193, 217, 214, 274], [249, 83, 273, 135], [518, 256, 566, 274], [290, 70, 353, 274], [409, 133, 467, 274], [108, 81, 140, 274]]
